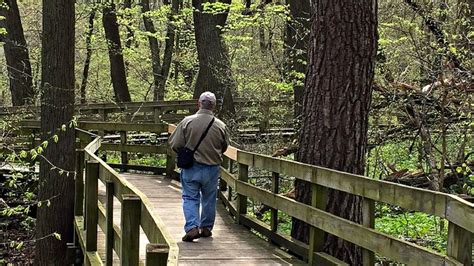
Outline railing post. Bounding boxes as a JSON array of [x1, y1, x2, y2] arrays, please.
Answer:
[[362, 198, 375, 266], [121, 194, 141, 266], [146, 243, 169, 266], [105, 181, 114, 266], [166, 147, 176, 178], [120, 131, 128, 169], [220, 157, 229, 192], [74, 149, 85, 216], [236, 163, 248, 224], [154, 107, 161, 123], [228, 160, 234, 200], [308, 183, 327, 265], [447, 221, 472, 265], [270, 172, 279, 233], [85, 161, 99, 252]]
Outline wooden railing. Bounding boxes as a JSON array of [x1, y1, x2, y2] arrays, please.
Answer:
[[0, 99, 293, 131], [216, 148, 473, 265], [74, 123, 178, 265], [6, 120, 473, 265]]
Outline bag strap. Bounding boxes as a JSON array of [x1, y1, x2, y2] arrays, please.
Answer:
[[193, 117, 215, 152]]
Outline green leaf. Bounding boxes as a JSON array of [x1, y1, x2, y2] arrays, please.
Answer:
[[61, 124, 66, 131], [19, 150, 28, 158], [16, 242, 23, 250], [53, 232, 61, 240], [53, 135, 59, 143], [41, 141, 48, 148]]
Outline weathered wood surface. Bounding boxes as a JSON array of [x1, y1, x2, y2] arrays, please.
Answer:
[[94, 173, 305, 265]]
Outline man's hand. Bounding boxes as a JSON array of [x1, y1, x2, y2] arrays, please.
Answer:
[[272, 147, 289, 157]]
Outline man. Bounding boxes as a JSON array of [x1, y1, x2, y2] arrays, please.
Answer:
[[169, 91, 229, 242]]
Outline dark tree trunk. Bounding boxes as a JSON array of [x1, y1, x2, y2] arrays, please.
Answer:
[[284, 0, 310, 121], [36, 0, 76, 264], [103, 3, 131, 102], [192, 0, 235, 115], [293, 0, 378, 265], [80, 6, 96, 104], [0, 0, 34, 106]]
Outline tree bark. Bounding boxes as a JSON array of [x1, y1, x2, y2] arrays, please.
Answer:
[[284, 0, 310, 120], [0, 0, 34, 106], [142, 0, 178, 101], [36, 0, 76, 264], [80, 6, 96, 104], [294, 0, 378, 265], [192, 0, 235, 115], [103, 2, 131, 102]]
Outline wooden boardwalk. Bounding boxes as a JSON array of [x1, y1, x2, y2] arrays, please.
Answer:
[[97, 172, 304, 265]]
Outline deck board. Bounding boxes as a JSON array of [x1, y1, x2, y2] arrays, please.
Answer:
[[96, 172, 304, 265]]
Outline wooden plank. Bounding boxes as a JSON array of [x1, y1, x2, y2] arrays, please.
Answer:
[[79, 121, 167, 133], [121, 194, 141, 266], [313, 252, 348, 266], [105, 181, 114, 266], [146, 243, 169, 266], [100, 143, 168, 154], [270, 172, 279, 233], [120, 131, 128, 166], [447, 221, 473, 265], [85, 161, 99, 251], [220, 167, 236, 189], [235, 180, 462, 265], [309, 183, 327, 264], [74, 216, 104, 266], [97, 202, 121, 259], [75, 149, 85, 216], [362, 198, 375, 266], [236, 163, 248, 224]]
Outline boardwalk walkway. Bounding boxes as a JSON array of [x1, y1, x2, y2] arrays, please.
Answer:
[[97, 172, 304, 265]]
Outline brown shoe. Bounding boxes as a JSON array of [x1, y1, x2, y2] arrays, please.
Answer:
[[182, 228, 200, 242], [200, 227, 212, 237]]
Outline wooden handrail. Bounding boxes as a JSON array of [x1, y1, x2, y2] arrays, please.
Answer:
[[76, 127, 179, 265]]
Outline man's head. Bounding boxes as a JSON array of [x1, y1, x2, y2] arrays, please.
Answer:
[[198, 91, 217, 110]]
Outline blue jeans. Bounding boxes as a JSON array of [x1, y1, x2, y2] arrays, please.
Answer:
[[181, 163, 220, 233]]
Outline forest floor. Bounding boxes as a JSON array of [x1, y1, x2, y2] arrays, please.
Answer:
[[0, 216, 35, 264]]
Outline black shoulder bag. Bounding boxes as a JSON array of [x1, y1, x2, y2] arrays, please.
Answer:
[[176, 117, 215, 169]]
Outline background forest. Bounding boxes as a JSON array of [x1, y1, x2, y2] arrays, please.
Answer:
[[0, 0, 472, 264]]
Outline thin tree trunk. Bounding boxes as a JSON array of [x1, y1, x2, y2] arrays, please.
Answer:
[[158, 0, 179, 97], [284, 0, 310, 121], [294, 0, 378, 264], [141, 0, 161, 101], [103, 2, 131, 102], [0, 0, 34, 106], [80, 6, 96, 104], [123, 0, 134, 49], [192, 0, 235, 115], [36, 0, 76, 264]]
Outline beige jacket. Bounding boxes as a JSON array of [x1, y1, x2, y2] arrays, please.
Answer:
[[169, 109, 229, 165]]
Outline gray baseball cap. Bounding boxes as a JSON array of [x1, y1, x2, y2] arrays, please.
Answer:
[[199, 91, 217, 104]]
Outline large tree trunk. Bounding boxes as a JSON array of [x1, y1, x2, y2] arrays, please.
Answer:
[[293, 0, 378, 265], [0, 0, 34, 106], [103, 3, 131, 102], [284, 0, 310, 121], [123, 0, 134, 49], [36, 0, 76, 264], [80, 6, 96, 104], [192, 0, 235, 115]]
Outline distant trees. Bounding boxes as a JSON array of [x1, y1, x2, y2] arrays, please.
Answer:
[[0, 0, 34, 106], [294, 0, 378, 264], [36, 0, 76, 264], [192, 0, 235, 115]]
